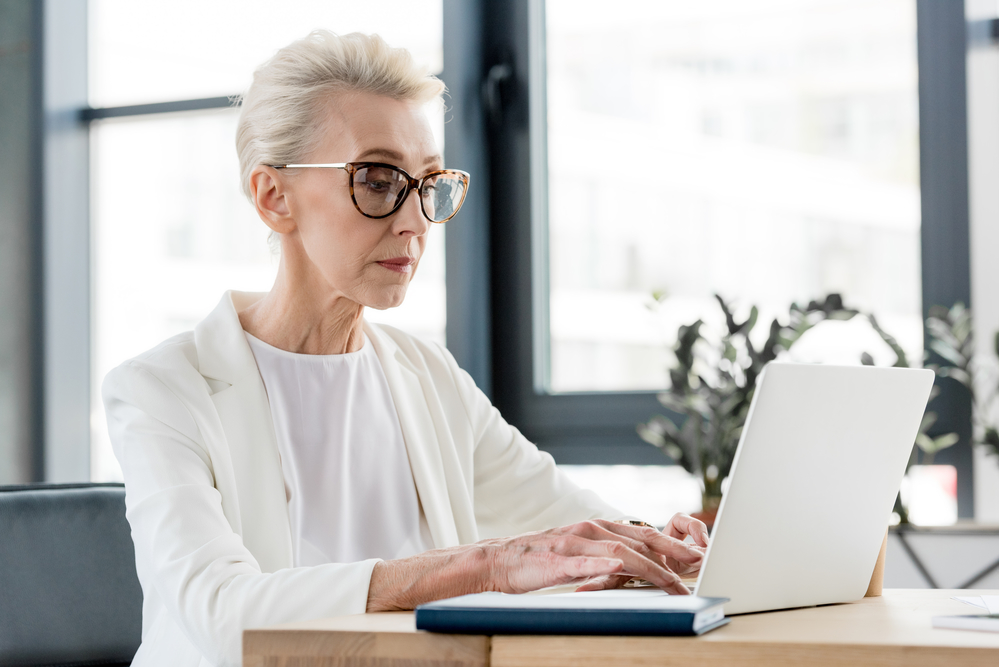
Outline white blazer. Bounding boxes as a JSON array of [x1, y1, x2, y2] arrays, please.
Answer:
[[103, 291, 621, 667]]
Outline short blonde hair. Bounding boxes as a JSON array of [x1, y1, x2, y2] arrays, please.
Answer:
[[235, 30, 445, 200]]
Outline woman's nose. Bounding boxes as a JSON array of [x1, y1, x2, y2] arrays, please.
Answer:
[[392, 189, 431, 236]]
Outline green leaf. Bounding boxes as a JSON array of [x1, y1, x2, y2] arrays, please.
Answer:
[[936, 367, 971, 388], [715, 294, 739, 335], [915, 432, 934, 451], [917, 432, 959, 455], [745, 306, 759, 335], [919, 411, 938, 433], [664, 444, 684, 461], [867, 313, 909, 368], [929, 339, 965, 367], [637, 423, 666, 448]]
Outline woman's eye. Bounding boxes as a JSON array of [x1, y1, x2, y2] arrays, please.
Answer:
[[364, 180, 392, 192]]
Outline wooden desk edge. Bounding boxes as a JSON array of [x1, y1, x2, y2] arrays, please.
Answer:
[[242, 589, 999, 667], [243, 624, 490, 667]]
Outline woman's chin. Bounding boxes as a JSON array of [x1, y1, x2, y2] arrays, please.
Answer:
[[364, 287, 409, 311]]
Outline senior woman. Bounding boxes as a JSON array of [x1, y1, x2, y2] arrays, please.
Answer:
[[103, 31, 708, 667]]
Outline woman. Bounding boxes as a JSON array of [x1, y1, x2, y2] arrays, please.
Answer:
[[103, 31, 708, 667]]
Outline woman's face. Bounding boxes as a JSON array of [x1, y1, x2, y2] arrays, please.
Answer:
[[277, 91, 440, 310]]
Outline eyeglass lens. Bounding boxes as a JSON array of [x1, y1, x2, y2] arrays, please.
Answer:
[[353, 165, 466, 222]]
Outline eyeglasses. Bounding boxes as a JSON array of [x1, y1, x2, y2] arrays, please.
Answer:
[[268, 161, 470, 224]]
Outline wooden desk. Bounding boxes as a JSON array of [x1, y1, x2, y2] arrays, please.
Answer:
[[243, 589, 999, 667]]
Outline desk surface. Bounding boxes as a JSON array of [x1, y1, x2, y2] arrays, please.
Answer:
[[243, 589, 999, 667]]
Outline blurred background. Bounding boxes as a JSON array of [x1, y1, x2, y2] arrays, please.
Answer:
[[3, 1, 999, 586]]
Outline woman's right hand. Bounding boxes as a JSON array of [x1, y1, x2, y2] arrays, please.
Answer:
[[366, 516, 708, 612]]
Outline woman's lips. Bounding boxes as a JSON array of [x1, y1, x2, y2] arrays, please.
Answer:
[[376, 257, 415, 274]]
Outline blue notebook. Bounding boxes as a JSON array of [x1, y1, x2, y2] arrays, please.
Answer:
[[416, 589, 730, 636]]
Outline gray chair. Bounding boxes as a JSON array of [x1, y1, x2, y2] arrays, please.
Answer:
[[0, 483, 142, 666]]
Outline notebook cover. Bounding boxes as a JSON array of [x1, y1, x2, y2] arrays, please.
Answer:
[[416, 593, 729, 636]]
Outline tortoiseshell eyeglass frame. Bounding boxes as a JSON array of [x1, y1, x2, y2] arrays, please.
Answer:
[[267, 161, 471, 223]]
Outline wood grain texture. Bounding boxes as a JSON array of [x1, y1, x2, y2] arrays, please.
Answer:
[[492, 640, 999, 667], [243, 612, 489, 667], [491, 589, 999, 667], [243, 590, 999, 667]]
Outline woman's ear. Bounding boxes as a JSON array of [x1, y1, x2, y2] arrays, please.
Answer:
[[250, 166, 296, 234]]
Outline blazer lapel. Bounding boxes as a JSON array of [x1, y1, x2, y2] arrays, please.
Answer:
[[192, 294, 463, 564], [194, 291, 294, 573], [366, 323, 461, 548]]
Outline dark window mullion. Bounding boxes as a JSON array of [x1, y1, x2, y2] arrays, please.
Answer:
[[485, 0, 670, 462], [81, 95, 238, 122], [487, 0, 977, 518], [916, 0, 974, 518]]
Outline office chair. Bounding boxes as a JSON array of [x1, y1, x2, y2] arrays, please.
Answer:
[[0, 483, 142, 666]]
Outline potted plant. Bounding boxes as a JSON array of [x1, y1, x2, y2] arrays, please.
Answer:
[[863, 307, 959, 524], [924, 303, 999, 459], [638, 294, 974, 526], [637, 294, 861, 524]]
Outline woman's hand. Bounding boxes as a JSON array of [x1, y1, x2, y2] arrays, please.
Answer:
[[366, 514, 709, 612], [575, 513, 709, 592]]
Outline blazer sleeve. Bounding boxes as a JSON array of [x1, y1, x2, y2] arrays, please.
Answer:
[[434, 347, 626, 538], [103, 361, 378, 667]]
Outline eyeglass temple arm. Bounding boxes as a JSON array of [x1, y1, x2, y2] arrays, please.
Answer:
[[267, 163, 349, 169]]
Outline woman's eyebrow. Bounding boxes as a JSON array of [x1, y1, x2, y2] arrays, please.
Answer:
[[355, 148, 444, 168], [356, 147, 406, 162]]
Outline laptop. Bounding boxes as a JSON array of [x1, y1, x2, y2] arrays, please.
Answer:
[[689, 362, 934, 614]]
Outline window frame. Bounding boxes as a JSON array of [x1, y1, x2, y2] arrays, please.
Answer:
[[38, 0, 90, 483], [35, 0, 980, 518], [479, 0, 978, 515]]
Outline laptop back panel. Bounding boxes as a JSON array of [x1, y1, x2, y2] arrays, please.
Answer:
[[693, 363, 934, 614]]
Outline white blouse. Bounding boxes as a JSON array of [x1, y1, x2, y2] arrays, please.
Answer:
[[245, 331, 433, 566]]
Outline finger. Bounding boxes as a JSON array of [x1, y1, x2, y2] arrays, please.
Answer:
[[557, 555, 625, 582], [556, 533, 692, 590], [503, 552, 626, 594], [580, 520, 704, 567], [563, 537, 690, 594], [555, 532, 664, 571], [596, 521, 705, 567], [665, 513, 711, 548], [553, 534, 701, 590], [664, 555, 702, 578], [575, 574, 632, 592]]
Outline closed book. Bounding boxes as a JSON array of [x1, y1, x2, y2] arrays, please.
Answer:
[[416, 589, 729, 636], [933, 615, 999, 633]]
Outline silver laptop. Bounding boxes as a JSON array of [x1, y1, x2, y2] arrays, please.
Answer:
[[691, 362, 934, 614]]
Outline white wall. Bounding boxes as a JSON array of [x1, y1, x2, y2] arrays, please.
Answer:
[[966, 0, 999, 522]]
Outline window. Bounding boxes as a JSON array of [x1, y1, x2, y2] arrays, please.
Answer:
[[88, 1, 444, 107], [545, 0, 922, 393], [485, 0, 976, 519], [35, 0, 973, 519], [88, 0, 445, 481]]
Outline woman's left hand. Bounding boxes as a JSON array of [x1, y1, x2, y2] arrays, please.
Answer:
[[575, 512, 709, 592]]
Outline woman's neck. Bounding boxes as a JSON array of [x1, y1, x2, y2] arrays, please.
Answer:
[[237, 255, 365, 356]]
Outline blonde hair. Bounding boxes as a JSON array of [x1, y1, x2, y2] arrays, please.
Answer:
[[235, 30, 445, 200]]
